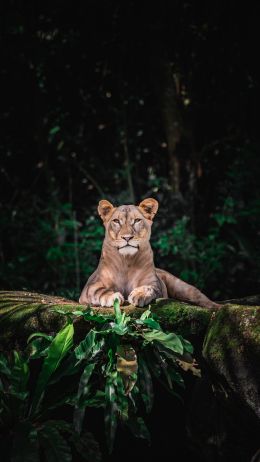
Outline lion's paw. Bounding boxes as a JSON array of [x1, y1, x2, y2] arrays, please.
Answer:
[[128, 286, 156, 307], [100, 291, 124, 307]]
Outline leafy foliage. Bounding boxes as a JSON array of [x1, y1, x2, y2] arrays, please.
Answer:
[[0, 324, 101, 462], [0, 300, 199, 460], [50, 299, 199, 453]]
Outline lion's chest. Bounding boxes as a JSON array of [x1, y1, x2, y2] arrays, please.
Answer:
[[100, 259, 156, 298], [113, 267, 151, 298]]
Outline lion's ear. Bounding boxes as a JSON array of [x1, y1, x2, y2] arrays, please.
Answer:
[[98, 200, 115, 222], [138, 198, 159, 221]]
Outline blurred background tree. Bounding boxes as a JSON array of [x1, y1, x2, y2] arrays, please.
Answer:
[[1, 0, 259, 300]]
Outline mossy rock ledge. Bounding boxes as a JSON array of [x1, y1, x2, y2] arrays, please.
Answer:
[[0, 290, 212, 350], [203, 303, 260, 420], [0, 290, 259, 420]]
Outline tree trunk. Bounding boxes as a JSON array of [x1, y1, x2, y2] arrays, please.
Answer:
[[152, 57, 182, 194]]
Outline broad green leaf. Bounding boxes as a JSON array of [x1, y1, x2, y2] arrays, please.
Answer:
[[83, 311, 114, 324], [27, 337, 52, 360], [110, 322, 128, 335], [140, 308, 151, 320], [155, 342, 179, 361], [11, 351, 29, 394], [142, 330, 183, 354], [178, 335, 194, 354], [49, 125, 60, 135], [116, 374, 129, 421], [79, 365, 95, 392], [74, 330, 96, 360], [74, 363, 96, 434], [0, 354, 11, 377], [142, 318, 161, 330], [91, 337, 105, 360], [30, 322, 74, 415], [27, 332, 53, 344], [105, 375, 118, 453], [39, 423, 72, 462], [113, 298, 122, 324], [52, 307, 113, 324], [11, 423, 39, 462], [49, 351, 81, 384]]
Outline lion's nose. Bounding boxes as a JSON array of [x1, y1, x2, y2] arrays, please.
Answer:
[[122, 234, 134, 242]]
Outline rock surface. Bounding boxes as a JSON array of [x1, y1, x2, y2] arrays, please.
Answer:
[[0, 290, 213, 350], [203, 303, 260, 419]]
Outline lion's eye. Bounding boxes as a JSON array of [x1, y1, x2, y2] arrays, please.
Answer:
[[113, 219, 120, 224], [134, 218, 141, 224]]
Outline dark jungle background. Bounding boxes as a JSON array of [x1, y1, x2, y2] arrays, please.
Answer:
[[1, 0, 260, 303], [1, 2, 260, 462]]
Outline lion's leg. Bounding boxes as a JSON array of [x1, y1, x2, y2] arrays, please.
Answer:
[[79, 281, 124, 307], [156, 268, 220, 309]]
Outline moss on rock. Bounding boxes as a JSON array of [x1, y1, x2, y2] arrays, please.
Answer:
[[0, 290, 215, 350], [203, 304, 260, 419]]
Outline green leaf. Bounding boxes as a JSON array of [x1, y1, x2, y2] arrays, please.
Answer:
[[74, 363, 96, 434], [49, 126, 60, 136], [113, 297, 122, 324], [142, 318, 161, 330], [83, 311, 113, 324], [115, 374, 129, 421], [142, 330, 183, 355], [74, 330, 96, 360], [11, 423, 39, 462], [27, 337, 52, 359], [49, 351, 81, 384], [105, 374, 118, 453], [110, 322, 128, 335], [0, 353, 11, 377], [91, 337, 105, 360], [30, 322, 74, 415], [27, 332, 53, 344], [140, 308, 151, 320], [178, 335, 194, 354], [39, 423, 72, 462], [78, 363, 96, 401], [11, 351, 29, 394]]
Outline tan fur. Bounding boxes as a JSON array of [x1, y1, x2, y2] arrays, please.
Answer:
[[79, 198, 220, 309]]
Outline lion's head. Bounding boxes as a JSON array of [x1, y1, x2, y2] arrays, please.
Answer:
[[97, 198, 158, 257]]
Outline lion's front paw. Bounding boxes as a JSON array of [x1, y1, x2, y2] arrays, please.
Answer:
[[128, 286, 156, 307], [100, 291, 124, 307]]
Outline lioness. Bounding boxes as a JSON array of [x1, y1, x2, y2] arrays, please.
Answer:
[[79, 198, 220, 309]]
